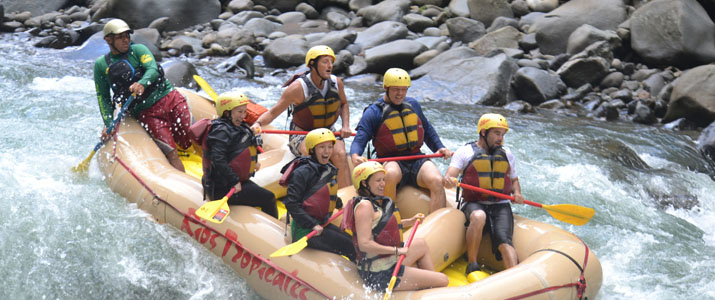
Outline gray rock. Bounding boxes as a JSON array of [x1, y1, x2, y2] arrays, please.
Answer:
[[643, 73, 666, 98], [697, 122, 715, 166], [413, 0, 448, 5], [309, 30, 356, 52], [600, 72, 624, 89], [354, 21, 408, 50], [631, 68, 659, 81], [566, 24, 620, 55], [518, 32, 538, 51], [512, 67, 567, 104], [413, 36, 448, 50], [216, 25, 256, 52], [504, 100, 534, 113], [561, 83, 592, 102], [2, 0, 65, 17], [252, 0, 299, 12], [166, 35, 203, 54], [594, 102, 619, 120], [357, 0, 410, 26], [423, 27, 442, 36], [422, 7, 443, 18], [527, 0, 559, 12], [609, 89, 632, 101], [662, 117, 698, 131], [227, 0, 254, 13], [531, 0, 628, 55], [263, 36, 307, 68], [162, 60, 199, 89], [411, 47, 519, 105], [326, 11, 351, 30], [349, 0, 373, 12], [468, 26, 523, 56], [557, 56, 609, 88], [663, 65, 715, 127], [538, 99, 566, 110], [227, 11, 264, 26], [468, 0, 514, 27], [445, 17, 486, 43], [349, 55, 368, 76], [364, 39, 428, 73], [633, 100, 656, 124], [403, 13, 433, 33], [448, 0, 471, 18], [277, 11, 306, 24], [516, 59, 542, 69], [1, 21, 23, 32], [243, 18, 281, 37], [487, 16, 519, 33], [519, 12, 545, 30], [413, 49, 441, 66], [94, 0, 220, 31], [511, 0, 531, 17], [333, 49, 353, 75], [296, 3, 319, 19], [216, 52, 255, 78], [630, 0, 715, 67]]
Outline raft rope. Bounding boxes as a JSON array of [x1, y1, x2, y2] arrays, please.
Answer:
[[504, 240, 590, 300], [108, 127, 331, 300]]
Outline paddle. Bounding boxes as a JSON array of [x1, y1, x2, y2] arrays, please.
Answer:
[[457, 182, 594, 226], [193, 74, 218, 101], [72, 95, 136, 173], [261, 129, 356, 137], [196, 187, 237, 224], [270, 209, 345, 258], [383, 218, 421, 300], [369, 153, 444, 163]]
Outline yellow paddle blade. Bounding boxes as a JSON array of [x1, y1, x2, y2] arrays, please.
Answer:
[[541, 203, 595, 226], [196, 197, 230, 224], [270, 236, 308, 258], [72, 150, 96, 173], [382, 276, 398, 300], [192, 75, 218, 101]]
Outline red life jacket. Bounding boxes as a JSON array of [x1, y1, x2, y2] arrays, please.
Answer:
[[340, 196, 403, 264], [461, 143, 512, 203], [373, 101, 424, 157], [279, 157, 338, 221], [189, 118, 257, 183], [290, 73, 341, 130]]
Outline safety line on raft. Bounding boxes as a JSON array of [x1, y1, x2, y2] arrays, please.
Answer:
[[108, 131, 331, 300], [504, 239, 590, 300]]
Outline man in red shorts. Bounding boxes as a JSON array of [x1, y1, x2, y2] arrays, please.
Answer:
[[94, 19, 191, 171]]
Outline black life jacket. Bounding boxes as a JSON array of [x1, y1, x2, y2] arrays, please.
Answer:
[[279, 157, 338, 222], [104, 50, 166, 105]]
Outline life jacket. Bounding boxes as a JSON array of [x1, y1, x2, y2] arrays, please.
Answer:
[[279, 157, 338, 222], [244, 101, 267, 125], [340, 196, 403, 270], [189, 118, 258, 198], [104, 50, 166, 106], [460, 143, 512, 203], [290, 73, 341, 130], [372, 100, 424, 157]]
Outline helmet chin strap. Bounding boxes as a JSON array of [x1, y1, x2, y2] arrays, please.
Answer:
[[310, 62, 328, 87], [109, 39, 129, 56]]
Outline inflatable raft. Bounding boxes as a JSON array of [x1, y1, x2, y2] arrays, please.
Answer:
[[96, 88, 602, 300]]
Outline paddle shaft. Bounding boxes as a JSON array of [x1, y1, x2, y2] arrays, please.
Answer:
[[303, 209, 345, 240], [383, 219, 421, 300], [261, 129, 355, 137], [369, 153, 444, 163], [457, 182, 540, 206], [93, 96, 136, 148]]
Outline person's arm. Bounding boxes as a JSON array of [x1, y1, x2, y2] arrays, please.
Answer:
[[349, 105, 379, 166], [129, 44, 160, 96], [284, 166, 319, 228], [506, 149, 524, 204], [94, 58, 114, 128], [251, 80, 303, 133], [336, 77, 352, 138], [442, 145, 469, 188], [511, 177, 524, 204], [354, 200, 406, 256], [206, 126, 241, 187], [410, 99, 452, 159]]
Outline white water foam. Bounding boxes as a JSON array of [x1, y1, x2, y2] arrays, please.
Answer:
[[29, 76, 95, 93]]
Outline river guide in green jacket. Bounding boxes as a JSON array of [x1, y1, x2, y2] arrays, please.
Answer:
[[93, 19, 191, 172]]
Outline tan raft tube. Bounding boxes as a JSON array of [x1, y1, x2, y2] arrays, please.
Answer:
[[97, 88, 602, 300]]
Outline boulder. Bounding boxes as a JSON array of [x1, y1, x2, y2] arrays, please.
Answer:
[[354, 21, 408, 50], [632, 100, 657, 124], [252, 0, 299, 12], [215, 24, 256, 52], [243, 18, 281, 37], [663, 65, 715, 127], [445, 17, 486, 43], [630, 0, 715, 67], [531, 0, 628, 55], [95, 0, 221, 31], [277, 11, 306, 24], [697, 122, 715, 167], [411, 47, 519, 105], [527, 0, 559, 12], [364, 39, 427, 73], [227, 11, 264, 26], [468, 26, 523, 56], [357, 0, 410, 26], [263, 36, 308, 68], [162, 60, 199, 89], [448, 0, 471, 17], [403, 13, 433, 33], [566, 24, 620, 55], [166, 35, 203, 54], [296, 3, 319, 19], [326, 11, 351, 30], [467, 0, 514, 27], [309, 30, 356, 53], [216, 52, 255, 78], [512, 67, 566, 105], [1, 0, 65, 17]]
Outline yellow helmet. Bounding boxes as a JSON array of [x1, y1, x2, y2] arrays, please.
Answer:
[[477, 113, 509, 135], [305, 45, 335, 67], [383, 68, 411, 88], [305, 128, 336, 153], [352, 161, 385, 190], [103, 19, 132, 37], [216, 91, 250, 117]]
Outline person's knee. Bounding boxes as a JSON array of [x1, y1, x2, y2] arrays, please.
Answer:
[[469, 210, 486, 227], [384, 165, 401, 183]]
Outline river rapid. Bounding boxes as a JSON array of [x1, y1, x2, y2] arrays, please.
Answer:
[[1, 32, 714, 300]]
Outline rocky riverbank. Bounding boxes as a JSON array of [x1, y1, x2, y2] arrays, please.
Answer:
[[1, 0, 714, 168]]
